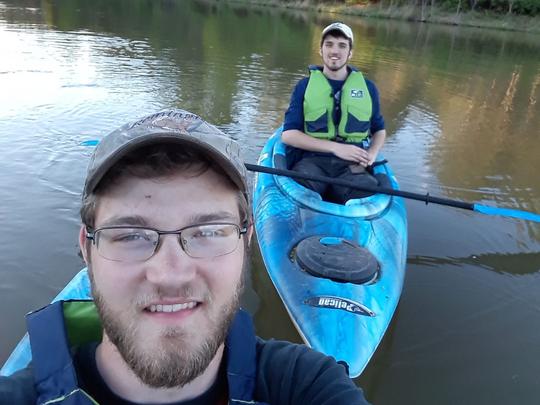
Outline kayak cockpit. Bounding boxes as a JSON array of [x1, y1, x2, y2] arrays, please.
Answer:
[[272, 139, 393, 219]]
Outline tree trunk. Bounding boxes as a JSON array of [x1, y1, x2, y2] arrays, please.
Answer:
[[507, 0, 514, 14], [455, 0, 462, 23], [421, 0, 427, 21]]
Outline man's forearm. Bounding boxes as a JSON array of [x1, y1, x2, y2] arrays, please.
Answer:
[[281, 129, 338, 154], [368, 129, 386, 156], [282, 129, 385, 166]]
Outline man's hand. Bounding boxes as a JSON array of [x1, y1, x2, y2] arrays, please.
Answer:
[[331, 143, 374, 167]]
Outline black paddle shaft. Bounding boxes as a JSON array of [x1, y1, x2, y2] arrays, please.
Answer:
[[244, 163, 474, 211]]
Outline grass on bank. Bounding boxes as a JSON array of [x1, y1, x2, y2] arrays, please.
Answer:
[[339, 3, 540, 33], [229, 0, 540, 33]]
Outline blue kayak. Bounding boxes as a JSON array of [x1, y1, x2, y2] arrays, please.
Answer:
[[252, 128, 408, 377]]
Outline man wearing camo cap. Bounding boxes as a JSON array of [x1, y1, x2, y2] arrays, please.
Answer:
[[0, 109, 370, 404]]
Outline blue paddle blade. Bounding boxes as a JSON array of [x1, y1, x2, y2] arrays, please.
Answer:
[[80, 139, 99, 146], [474, 204, 540, 223]]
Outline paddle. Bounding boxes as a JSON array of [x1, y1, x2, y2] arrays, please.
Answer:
[[80, 140, 539, 223], [244, 163, 540, 223]]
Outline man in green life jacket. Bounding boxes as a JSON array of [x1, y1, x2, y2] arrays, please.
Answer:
[[282, 22, 387, 203]]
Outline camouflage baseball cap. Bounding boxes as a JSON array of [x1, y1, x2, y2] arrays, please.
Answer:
[[83, 109, 247, 199]]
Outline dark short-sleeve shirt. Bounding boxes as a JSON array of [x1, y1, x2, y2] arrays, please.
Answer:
[[254, 338, 369, 404], [0, 338, 371, 405]]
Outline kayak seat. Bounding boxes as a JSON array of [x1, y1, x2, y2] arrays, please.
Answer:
[[274, 152, 288, 170], [295, 236, 379, 284], [344, 172, 392, 205], [374, 172, 391, 189], [277, 142, 392, 203], [284, 145, 304, 169], [274, 151, 324, 204]]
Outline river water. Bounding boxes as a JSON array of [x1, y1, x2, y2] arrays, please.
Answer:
[[1, 0, 539, 403]]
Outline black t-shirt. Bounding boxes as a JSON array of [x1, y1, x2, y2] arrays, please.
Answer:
[[73, 342, 228, 405], [0, 338, 370, 405]]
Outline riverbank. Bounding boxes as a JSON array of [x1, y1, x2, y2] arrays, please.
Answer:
[[226, 0, 540, 33]]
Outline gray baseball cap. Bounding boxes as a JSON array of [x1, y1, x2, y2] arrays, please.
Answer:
[[83, 109, 248, 200], [322, 22, 354, 44]]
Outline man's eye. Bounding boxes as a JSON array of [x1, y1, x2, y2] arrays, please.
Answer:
[[194, 229, 222, 238], [192, 225, 234, 239], [113, 232, 149, 242]]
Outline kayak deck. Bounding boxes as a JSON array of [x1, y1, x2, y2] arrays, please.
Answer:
[[253, 129, 407, 377]]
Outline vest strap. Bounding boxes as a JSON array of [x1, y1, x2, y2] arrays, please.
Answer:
[[226, 309, 258, 402], [27, 301, 80, 404]]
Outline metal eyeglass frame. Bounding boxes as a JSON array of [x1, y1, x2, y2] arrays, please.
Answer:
[[85, 222, 249, 261]]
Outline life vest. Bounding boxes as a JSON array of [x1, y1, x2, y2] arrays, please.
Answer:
[[26, 300, 267, 404], [303, 67, 372, 143]]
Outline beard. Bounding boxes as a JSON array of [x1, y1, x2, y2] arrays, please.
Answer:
[[323, 56, 347, 72], [88, 260, 246, 389]]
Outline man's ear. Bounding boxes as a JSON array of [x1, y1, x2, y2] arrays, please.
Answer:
[[79, 225, 90, 264]]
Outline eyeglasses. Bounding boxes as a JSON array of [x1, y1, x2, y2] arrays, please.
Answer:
[[86, 223, 248, 262]]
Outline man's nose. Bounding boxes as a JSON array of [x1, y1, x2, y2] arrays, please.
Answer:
[[144, 234, 197, 286]]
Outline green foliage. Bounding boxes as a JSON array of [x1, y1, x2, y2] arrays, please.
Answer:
[[369, 0, 540, 15], [269, 0, 539, 16], [511, 0, 540, 15]]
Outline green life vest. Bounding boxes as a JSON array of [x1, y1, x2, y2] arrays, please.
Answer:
[[303, 68, 372, 143]]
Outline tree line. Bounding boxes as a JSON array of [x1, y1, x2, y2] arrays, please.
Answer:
[[324, 0, 540, 17]]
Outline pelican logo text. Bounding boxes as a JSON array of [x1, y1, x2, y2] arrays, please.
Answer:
[[320, 297, 358, 312], [304, 296, 375, 317], [350, 89, 364, 98]]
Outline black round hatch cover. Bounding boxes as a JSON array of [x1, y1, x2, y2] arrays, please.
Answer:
[[295, 236, 379, 284]]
